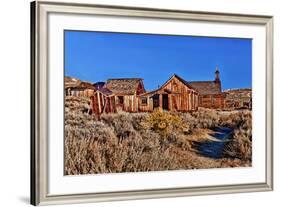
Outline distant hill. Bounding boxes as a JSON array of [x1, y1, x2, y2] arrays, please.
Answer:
[[223, 88, 252, 109], [65, 76, 81, 88], [64, 76, 95, 89]]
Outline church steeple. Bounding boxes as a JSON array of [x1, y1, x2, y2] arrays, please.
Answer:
[[215, 66, 220, 83], [214, 66, 222, 92]]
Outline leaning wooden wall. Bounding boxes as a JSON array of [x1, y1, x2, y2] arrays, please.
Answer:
[[91, 92, 116, 115]]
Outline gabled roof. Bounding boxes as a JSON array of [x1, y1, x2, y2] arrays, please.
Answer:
[[106, 78, 144, 95], [159, 74, 197, 92], [188, 81, 221, 95], [171, 74, 197, 90], [138, 74, 197, 97]]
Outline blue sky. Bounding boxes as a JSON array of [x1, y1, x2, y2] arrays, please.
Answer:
[[64, 30, 252, 91]]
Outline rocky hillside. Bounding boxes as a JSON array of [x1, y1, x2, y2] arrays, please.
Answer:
[[223, 88, 252, 109]]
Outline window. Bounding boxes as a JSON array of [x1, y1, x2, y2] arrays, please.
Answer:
[[141, 97, 148, 105], [117, 96, 124, 104]]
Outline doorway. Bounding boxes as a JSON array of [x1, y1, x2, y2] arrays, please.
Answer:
[[152, 94, 159, 109], [162, 94, 169, 110]]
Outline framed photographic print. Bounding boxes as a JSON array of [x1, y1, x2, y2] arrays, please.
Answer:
[[30, 1, 273, 205]]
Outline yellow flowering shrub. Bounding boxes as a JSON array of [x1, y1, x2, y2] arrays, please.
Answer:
[[142, 109, 185, 138]]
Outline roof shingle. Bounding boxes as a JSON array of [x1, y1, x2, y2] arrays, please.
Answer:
[[106, 78, 143, 95]]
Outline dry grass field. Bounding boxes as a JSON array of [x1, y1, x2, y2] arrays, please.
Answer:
[[64, 96, 252, 175]]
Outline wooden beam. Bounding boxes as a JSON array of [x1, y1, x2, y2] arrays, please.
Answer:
[[159, 94, 163, 109], [97, 91, 101, 114]]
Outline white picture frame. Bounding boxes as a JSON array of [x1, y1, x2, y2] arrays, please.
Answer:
[[31, 1, 273, 205]]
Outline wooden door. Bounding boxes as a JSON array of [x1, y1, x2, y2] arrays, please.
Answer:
[[152, 94, 160, 109], [162, 94, 169, 110]]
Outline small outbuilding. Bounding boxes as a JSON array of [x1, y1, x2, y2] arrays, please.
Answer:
[[105, 78, 146, 112]]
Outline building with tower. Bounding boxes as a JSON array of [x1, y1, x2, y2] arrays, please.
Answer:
[[188, 67, 225, 109]]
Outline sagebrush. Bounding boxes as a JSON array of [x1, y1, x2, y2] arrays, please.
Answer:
[[64, 96, 252, 175]]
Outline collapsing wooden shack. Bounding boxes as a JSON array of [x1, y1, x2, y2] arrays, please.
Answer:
[[65, 77, 147, 115], [91, 88, 116, 115]]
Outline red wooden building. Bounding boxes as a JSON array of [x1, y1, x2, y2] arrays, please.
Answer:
[[188, 69, 225, 109]]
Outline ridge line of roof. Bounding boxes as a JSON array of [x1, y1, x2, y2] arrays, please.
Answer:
[[189, 80, 216, 83], [161, 74, 197, 91]]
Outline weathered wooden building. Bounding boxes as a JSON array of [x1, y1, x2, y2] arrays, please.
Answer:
[[188, 69, 225, 109], [65, 76, 96, 97], [105, 78, 146, 112], [138, 74, 199, 112], [65, 68, 228, 115]]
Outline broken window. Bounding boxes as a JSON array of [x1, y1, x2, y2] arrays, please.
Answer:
[[141, 97, 148, 105]]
